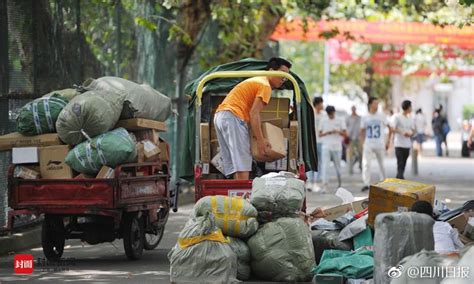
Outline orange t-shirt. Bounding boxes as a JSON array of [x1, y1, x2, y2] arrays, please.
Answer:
[[215, 77, 272, 122]]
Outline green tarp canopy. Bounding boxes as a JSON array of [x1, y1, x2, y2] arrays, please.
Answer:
[[180, 58, 318, 180]]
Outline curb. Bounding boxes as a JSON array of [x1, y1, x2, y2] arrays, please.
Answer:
[[0, 224, 42, 256]]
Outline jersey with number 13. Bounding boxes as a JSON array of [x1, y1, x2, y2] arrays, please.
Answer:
[[361, 113, 388, 149]]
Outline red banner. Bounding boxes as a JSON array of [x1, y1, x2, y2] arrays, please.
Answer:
[[271, 19, 474, 49]]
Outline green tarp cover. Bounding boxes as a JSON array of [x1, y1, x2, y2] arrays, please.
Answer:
[[17, 94, 69, 136], [65, 127, 137, 175], [194, 195, 259, 238], [180, 58, 318, 180], [247, 217, 315, 282], [313, 249, 374, 279]]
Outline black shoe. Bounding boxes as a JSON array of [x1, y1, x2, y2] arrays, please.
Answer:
[[361, 186, 369, 192]]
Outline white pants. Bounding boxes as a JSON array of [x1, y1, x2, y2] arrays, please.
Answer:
[[321, 147, 342, 187], [362, 147, 386, 186]]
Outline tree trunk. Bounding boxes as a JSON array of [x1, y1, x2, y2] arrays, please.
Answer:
[[6, 0, 102, 97]]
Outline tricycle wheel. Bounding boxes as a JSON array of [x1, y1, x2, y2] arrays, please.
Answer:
[[42, 215, 65, 262], [144, 208, 168, 250], [122, 213, 144, 260], [144, 226, 165, 250]]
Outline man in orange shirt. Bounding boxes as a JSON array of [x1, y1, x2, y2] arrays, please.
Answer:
[[214, 57, 292, 180]]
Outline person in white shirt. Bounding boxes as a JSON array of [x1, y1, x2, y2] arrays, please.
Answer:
[[414, 108, 427, 154], [388, 100, 415, 180], [411, 201, 464, 254], [360, 97, 389, 192], [307, 97, 325, 192], [319, 105, 347, 192]]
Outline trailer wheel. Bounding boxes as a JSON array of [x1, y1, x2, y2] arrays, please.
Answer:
[[42, 215, 65, 262], [123, 213, 144, 260]]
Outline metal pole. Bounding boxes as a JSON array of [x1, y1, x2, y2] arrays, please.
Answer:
[[114, 0, 122, 77], [323, 41, 330, 96], [76, 0, 83, 83]]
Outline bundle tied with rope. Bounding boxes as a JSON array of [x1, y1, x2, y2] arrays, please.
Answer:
[[168, 212, 238, 283], [65, 127, 137, 175], [194, 195, 259, 238]]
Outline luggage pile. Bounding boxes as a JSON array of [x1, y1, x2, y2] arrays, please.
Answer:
[[169, 172, 315, 282], [310, 179, 474, 284], [0, 77, 172, 179]]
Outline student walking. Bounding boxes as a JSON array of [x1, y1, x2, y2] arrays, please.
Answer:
[[346, 105, 362, 174], [389, 100, 415, 180], [360, 97, 389, 192], [319, 106, 347, 192], [307, 97, 325, 192]]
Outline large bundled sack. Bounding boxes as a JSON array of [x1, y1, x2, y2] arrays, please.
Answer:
[[391, 250, 459, 284], [311, 230, 353, 264], [56, 90, 124, 145], [168, 213, 238, 283], [374, 212, 435, 284], [248, 217, 315, 282], [43, 88, 80, 101], [251, 172, 305, 219], [17, 94, 69, 136], [228, 237, 251, 281], [65, 128, 137, 175], [83, 76, 172, 121], [194, 196, 258, 238]]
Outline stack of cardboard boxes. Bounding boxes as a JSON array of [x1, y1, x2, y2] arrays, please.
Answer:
[[200, 97, 298, 176], [0, 118, 169, 180]]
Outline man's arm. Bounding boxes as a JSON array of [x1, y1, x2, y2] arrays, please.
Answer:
[[250, 97, 270, 155], [468, 127, 474, 148], [360, 128, 366, 146]]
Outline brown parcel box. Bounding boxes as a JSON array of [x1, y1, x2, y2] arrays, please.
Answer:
[[0, 132, 62, 151], [158, 138, 169, 162], [133, 129, 160, 144], [260, 98, 290, 128], [288, 121, 298, 172], [39, 145, 73, 179], [200, 123, 211, 163], [137, 140, 161, 162], [116, 118, 167, 132], [323, 198, 369, 221], [251, 122, 287, 162], [96, 166, 115, 179], [368, 178, 435, 226]]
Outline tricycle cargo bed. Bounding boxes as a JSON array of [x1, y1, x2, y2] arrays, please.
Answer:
[[8, 163, 169, 211]]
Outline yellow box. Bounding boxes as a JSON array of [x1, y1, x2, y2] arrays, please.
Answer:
[[368, 178, 435, 226]]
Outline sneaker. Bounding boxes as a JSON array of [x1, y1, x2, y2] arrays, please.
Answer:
[[312, 183, 322, 193], [306, 182, 314, 192], [361, 186, 369, 192]]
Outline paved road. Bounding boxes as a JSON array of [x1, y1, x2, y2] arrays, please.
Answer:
[[0, 155, 472, 282]]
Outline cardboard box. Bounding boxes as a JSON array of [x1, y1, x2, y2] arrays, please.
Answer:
[[159, 138, 169, 162], [265, 138, 288, 171], [137, 140, 161, 162], [116, 118, 167, 132], [200, 123, 211, 163], [324, 198, 369, 221], [288, 121, 298, 172], [96, 166, 115, 179], [133, 129, 159, 144], [0, 132, 62, 151], [14, 165, 40, 179], [75, 173, 94, 179], [368, 178, 436, 226], [448, 214, 468, 234], [210, 139, 220, 158], [262, 118, 284, 129], [260, 98, 290, 128], [12, 147, 38, 164], [38, 145, 73, 179], [251, 122, 287, 162]]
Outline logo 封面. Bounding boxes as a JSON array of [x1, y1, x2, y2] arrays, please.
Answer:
[[14, 254, 34, 274]]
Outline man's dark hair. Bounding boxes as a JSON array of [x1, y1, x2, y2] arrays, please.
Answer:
[[416, 108, 422, 114], [267, 57, 292, 70], [368, 97, 378, 108], [325, 105, 336, 114], [402, 100, 412, 111], [411, 200, 433, 218], [313, 97, 323, 107]]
